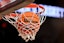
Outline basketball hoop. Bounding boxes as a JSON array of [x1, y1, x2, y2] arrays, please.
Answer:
[[2, 3, 46, 42]]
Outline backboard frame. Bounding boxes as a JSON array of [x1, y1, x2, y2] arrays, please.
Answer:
[[0, 0, 34, 17]]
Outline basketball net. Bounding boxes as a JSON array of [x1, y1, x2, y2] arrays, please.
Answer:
[[2, 3, 46, 42]]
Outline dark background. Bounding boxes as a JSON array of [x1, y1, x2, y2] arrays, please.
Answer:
[[34, 0, 64, 8], [0, 0, 64, 43]]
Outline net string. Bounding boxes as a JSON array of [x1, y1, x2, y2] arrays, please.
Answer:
[[2, 3, 46, 42]]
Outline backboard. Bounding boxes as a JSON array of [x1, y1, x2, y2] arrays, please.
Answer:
[[0, 0, 34, 16]]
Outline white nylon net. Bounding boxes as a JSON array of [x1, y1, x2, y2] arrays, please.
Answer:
[[2, 3, 46, 42]]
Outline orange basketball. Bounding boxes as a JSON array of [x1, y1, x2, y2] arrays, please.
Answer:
[[19, 12, 40, 25]]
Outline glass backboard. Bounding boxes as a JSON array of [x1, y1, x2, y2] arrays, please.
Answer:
[[0, 0, 34, 16], [0, 0, 16, 8]]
